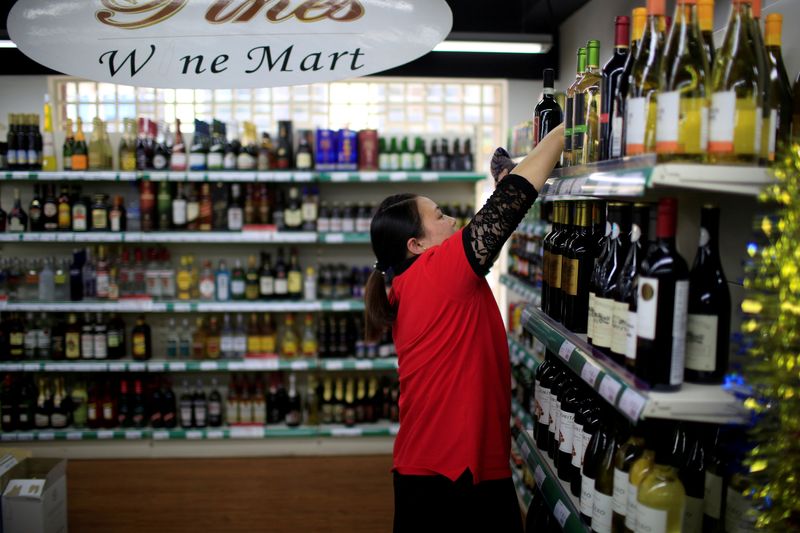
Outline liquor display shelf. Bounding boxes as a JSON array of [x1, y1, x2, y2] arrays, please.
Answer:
[[511, 408, 587, 533], [521, 305, 749, 425], [0, 299, 365, 313], [0, 423, 400, 443], [0, 231, 370, 244], [0, 357, 398, 373], [510, 460, 533, 511], [517, 220, 548, 238], [2, 170, 485, 184], [500, 274, 542, 307], [508, 336, 541, 373], [539, 155, 773, 198]]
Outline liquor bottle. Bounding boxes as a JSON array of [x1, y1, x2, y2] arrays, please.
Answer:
[[561, 201, 594, 333], [157, 181, 171, 230], [656, 0, 710, 162], [238, 122, 258, 170], [131, 315, 152, 361], [224, 121, 239, 170], [205, 317, 221, 360], [626, 0, 667, 156], [101, 381, 116, 429], [28, 184, 43, 231], [276, 121, 293, 170], [208, 378, 223, 427], [7, 188, 28, 232], [57, 185, 71, 231], [220, 314, 235, 359], [169, 182, 187, 231], [748, 0, 770, 165], [62, 118, 74, 172], [93, 313, 108, 360], [208, 120, 225, 170], [573, 40, 602, 165], [185, 184, 199, 231], [636, 198, 689, 390], [107, 313, 125, 359], [301, 186, 319, 232], [258, 132, 274, 170], [42, 97, 56, 171], [212, 182, 228, 230], [601, 16, 630, 161], [547, 367, 567, 460], [636, 421, 687, 533], [574, 399, 599, 495], [71, 381, 88, 428], [296, 134, 313, 170], [179, 381, 193, 428], [6, 115, 19, 171], [198, 183, 213, 231], [72, 195, 89, 232], [91, 194, 109, 231], [592, 415, 620, 533], [118, 379, 134, 428], [285, 374, 302, 427], [685, 206, 730, 383], [680, 424, 706, 533], [88, 118, 105, 170], [230, 259, 246, 300], [613, 422, 647, 532], [199, 260, 216, 301], [590, 203, 631, 357], [190, 120, 209, 171], [549, 203, 573, 322], [139, 181, 156, 232], [274, 249, 289, 299], [709, 0, 761, 164], [0, 190, 6, 232], [242, 255, 258, 301], [764, 13, 793, 161], [626, 441, 656, 533], [564, 48, 587, 166], [288, 249, 303, 300], [215, 259, 231, 302], [698, 0, 715, 66], [280, 314, 299, 358], [228, 183, 244, 231], [35, 378, 52, 429], [72, 118, 89, 171], [109, 195, 126, 232], [703, 426, 726, 531], [611, 204, 651, 369], [284, 187, 303, 230], [533, 68, 564, 149], [170, 118, 187, 171], [119, 118, 137, 171], [557, 380, 581, 481], [64, 313, 81, 360], [535, 355, 557, 451], [258, 184, 271, 225]]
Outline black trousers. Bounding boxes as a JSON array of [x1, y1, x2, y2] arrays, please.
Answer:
[[393, 470, 524, 533]]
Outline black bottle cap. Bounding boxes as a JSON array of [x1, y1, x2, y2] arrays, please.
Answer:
[[543, 68, 555, 89]]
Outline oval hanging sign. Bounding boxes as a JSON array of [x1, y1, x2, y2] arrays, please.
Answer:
[[8, 0, 453, 89]]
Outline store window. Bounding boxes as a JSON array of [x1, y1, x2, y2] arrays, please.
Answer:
[[50, 76, 507, 172]]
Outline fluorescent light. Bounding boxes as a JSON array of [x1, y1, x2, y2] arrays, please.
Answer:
[[432, 32, 552, 55], [0, 40, 17, 49], [434, 41, 548, 54]]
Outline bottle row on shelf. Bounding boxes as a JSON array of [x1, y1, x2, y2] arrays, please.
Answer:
[[3, 107, 476, 174], [0, 311, 394, 363], [518, 0, 800, 168], [0, 246, 369, 303], [0, 372, 400, 434], [537, 197, 728, 391]]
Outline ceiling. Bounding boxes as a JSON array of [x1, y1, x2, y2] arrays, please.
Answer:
[[0, 0, 590, 80]]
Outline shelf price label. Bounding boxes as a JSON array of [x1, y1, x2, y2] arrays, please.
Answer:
[[558, 340, 575, 362], [580, 362, 602, 387], [153, 431, 169, 440], [38, 432, 55, 441], [618, 389, 647, 421], [66, 432, 83, 441], [97, 431, 114, 440], [553, 500, 571, 527], [355, 361, 373, 370], [599, 375, 623, 405], [207, 430, 225, 440], [389, 172, 408, 182], [331, 427, 362, 437], [186, 431, 203, 440], [534, 465, 546, 489], [125, 431, 142, 440], [200, 362, 218, 371]]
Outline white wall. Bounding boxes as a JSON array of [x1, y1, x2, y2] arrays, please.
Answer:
[[507, 79, 541, 130], [0, 76, 48, 131]]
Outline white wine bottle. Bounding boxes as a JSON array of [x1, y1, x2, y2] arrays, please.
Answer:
[[565, 48, 588, 167], [625, 0, 667, 156], [709, 0, 762, 164], [636, 421, 687, 533], [698, 0, 715, 66], [575, 40, 602, 165], [656, 0, 710, 161], [748, 0, 771, 165], [764, 13, 793, 161], [618, 8, 648, 159]]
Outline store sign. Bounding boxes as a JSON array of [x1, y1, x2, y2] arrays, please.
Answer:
[[8, 0, 453, 89]]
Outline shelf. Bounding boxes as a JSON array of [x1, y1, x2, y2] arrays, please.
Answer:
[[521, 305, 749, 425], [2, 170, 485, 183], [540, 155, 773, 199], [0, 423, 400, 442], [0, 299, 365, 313], [0, 357, 398, 373], [510, 461, 534, 511], [0, 231, 371, 244], [508, 336, 541, 373], [517, 220, 548, 238], [500, 274, 542, 306], [317, 232, 371, 244], [511, 420, 587, 533]]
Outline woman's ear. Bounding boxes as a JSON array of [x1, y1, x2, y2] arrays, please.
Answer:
[[406, 237, 426, 256]]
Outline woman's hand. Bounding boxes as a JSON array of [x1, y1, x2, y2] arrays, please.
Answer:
[[490, 147, 517, 185], [510, 123, 565, 192]]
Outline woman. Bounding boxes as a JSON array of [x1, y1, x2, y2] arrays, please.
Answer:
[[365, 124, 564, 531]]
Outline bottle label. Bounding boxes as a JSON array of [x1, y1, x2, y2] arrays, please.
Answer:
[[571, 422, 583, 468], [626, 483, 639, 530], [207, 153, 223, 168], [580, 474, 595, 517], [592, 492, 613, 533], [704, 473, 723, 519], [260, 277, 275, 296], [228, 208, 243, 230], [611, 301, 630, 356], [173, 200, 187, 226], [593, 296, 615, 348], [685, 314, 718, 372], [220, 336, 234, 354], [231, 280, 245, 296], [611, 115, 624, 158], [234, 335, 247, 354], [81, 334, 94, 358], [170, 152, 187, 171], [103, 403, 113, 420], [262, 335, 276, 354], [656, 92, 708, 155], [558, 409, 574, 453], [587, 291, 596, 340], [97, 272, 110, 298], [768, 108, 778, 161], [637, 277, 659, 340], [108, 331, 121, 349], [181, 406, 192, 426], [563, 258, 579, 296], [189, 152, 207, 170], [297, 153, 313, 169], [199, 279, 215, 299], [209, 402, 222, 418], [550, 254, 562, 289], [636, 504, 668, 533], [288, 272, 302, 294], [613, 468, 628, 515], [671, 280, 690, 385], [302, 202, 318, 223], [684, 495, 704, 533], [35, 413, 50, 428], [216, 275, 230, 301], [153, 154, 168, 170], [237, 153, 256, 170], [625, 309, 638, 363], [625, 97, 647, 154], [226, 402, 239, 424], [133, 333, 147, 357], [548, 394, 558, 434], [536, 386, 550, 426], [66, 332, 81, 359], [275, 278, 289, 296], [94, 335, 108, 359]]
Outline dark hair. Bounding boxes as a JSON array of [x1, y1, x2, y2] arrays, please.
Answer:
[[364, 193, 423, 342]]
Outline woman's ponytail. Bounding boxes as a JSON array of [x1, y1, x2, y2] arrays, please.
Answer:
[[364, 270, 394, 343]]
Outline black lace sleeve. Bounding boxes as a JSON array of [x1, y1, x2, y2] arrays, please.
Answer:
[[462, 174, 538, 277]]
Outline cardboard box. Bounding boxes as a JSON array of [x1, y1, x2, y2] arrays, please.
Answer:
[[2, 458, 67, 533]]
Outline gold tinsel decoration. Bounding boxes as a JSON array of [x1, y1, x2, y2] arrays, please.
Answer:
[[737, 142, 800, 530]]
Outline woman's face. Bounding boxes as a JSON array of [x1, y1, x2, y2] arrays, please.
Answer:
[[415, 196, 457, 250]]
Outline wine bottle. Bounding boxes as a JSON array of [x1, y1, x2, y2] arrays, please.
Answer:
[[591, 203, 631, 358], [613, 421, 647, 532], [534, 68, 564, 148], [565, 48, 588, 167], [748, 0, 771, 165], [548, 368, 568, 461], [794, 73, 800, 142], [558, 380, 581, 481], [703, 426, 727, 532], [625, 0, 667, 156], [636, 421, 687, 533], [574, 40, 602, 165], [536, 356, 559, 452], [612, 204, 651, 369], [680, 424, 706, 533], [549, 202, 574, 323], [618, 8, 648, 159], [764, 13, 793, 161], [562, 201, 595, 333], [588, 209, 611, 345], [581, 413, 613, 526], [626, 446, 656, 533], [601, 16, 630, 161], [686, 206, 730, 383], [636, 198, 689, 391], [656, 0, 710, 162], [533, 352, 553, 443], [592, 414, 620, 533], [698, 0, 715, 66], [572, 399, 600, 497], [709, 0, 762, 164]]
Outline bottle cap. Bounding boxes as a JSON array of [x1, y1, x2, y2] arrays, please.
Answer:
[[615, 16, 631, 47], [765, 13, 782, 46], [656, 197, 678, 239], [647, 0, 666, 16], [698, 0, 714, 31], [542, 68, 555, 88]]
